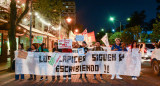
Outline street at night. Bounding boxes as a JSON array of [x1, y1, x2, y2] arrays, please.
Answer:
[[0, 61, 160, 86], [1, 0, 160, 86]]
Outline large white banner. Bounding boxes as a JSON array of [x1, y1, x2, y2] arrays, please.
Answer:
[[15, 51, 141, 76]]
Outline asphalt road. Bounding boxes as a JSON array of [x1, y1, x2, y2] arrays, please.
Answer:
[[0, 61, 160, 86]]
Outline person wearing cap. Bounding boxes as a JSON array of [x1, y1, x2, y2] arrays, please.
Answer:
[[92, 41, 104, 80], [111, 38, 123, 80], [79, 41, 88, 79]]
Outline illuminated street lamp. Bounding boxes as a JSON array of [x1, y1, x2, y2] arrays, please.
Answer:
[[112, 29, 115, 33], [66, 17, 72, 23], [97, 33, 99, 35], [109, 17, 121, 33], [101, 28, 104, 32], [110, 17, 115, 22], [127, 18, 131, 21], [75, 29, 78, 32]]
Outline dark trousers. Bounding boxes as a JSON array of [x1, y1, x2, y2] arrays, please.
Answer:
[[63, 75, 71, 78], [80, 74, 87, 78], [94, 74, 102, 77], [52, 76, 60, 80], [15, 74, 24, 80], [30, 74, 36, 79]]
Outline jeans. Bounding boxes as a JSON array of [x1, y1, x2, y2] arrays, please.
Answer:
[[15, 74, 24, 80], [132, 76, 137, 78]]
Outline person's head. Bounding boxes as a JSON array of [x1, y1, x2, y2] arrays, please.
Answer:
[[131, 41, 138, 48], [18, 43, 24, 50], [115, 38, 121, 45], [41, 43, 46, 52], [31, 44, 37, 50], [96, 41, 101, 47], [54, 42, 58, 48], [82, 41, 87, 47]]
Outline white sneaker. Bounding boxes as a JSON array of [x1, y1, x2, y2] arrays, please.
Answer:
[[116, 76, 122, 79], [68, 77, 71, 80], [40, 78, 43, 81], [45, 78, 48, 81], [100, 76, 103, 80], [63, 77, 66, 80], [134, 77, 137, 80], [132, 77, 135, 80], [111, 76, 115, 80]]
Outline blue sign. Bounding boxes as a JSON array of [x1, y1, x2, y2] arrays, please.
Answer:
[[75, 35, 84, 41]]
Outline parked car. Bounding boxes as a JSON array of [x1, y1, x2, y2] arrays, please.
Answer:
[[151, 49, 160, 75], [142, 43, 155, 60]]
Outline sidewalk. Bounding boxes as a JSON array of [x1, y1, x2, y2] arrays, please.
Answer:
[[0, 58, 11, 71]]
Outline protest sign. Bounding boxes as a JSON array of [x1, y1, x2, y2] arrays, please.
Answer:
[[15, 51, 141, 76], [58, 39, 72, 49], [75, 35, 84, 41], [33, 36, 43, 43], [17, 51, 28, 59], [77, 48, 85, 55]]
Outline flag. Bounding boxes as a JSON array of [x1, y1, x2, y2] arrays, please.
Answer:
[[101, 33, 110, 47], [69, 31, 76, 42], [82, 29, 87, 35], [87, 31, 96, 42]]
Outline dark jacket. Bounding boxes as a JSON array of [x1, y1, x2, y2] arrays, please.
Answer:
[[52, 47, 62, 52], [92, 46, 104, 51]]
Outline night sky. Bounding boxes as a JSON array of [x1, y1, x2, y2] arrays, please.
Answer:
[[75, 0, 157, 33]]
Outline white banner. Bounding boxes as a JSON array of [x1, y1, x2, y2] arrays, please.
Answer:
[[15, 51, 141, 76]]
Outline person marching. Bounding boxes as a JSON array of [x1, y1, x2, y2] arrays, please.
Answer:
[[111, 38, 123, 80], [52, 42, 62, 81], [27, 44, 39, 80], [129, 41, 141, 80], [39, 43, 49, 81], [15, 44, 25, 81], [79, 41, 88, 79], [92, 41, 104, 80]]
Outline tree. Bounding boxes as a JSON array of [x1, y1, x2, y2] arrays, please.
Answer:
[[109, 32, 121, 44], [34, 0, 65, 25], [151, 22, 160, 42], [126, 10, 146, 28], [121, 26, 142, 44], [9, 0, 29, 71]]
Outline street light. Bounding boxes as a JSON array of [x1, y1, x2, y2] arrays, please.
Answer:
[[110, 17, 114, 21], [97, 33, 99, 35], [66, 17, 72, 23], [109, 17, 121, 33], [101, 28, 104, 32], [75, 29, 78, 33], [127, 18, 131, 21], [112, 29, 115, 33]]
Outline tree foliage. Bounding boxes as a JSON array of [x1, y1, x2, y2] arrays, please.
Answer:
[[126, 10, 146, 28], [34, 0, 65, 24], [121, 26, 142, 44], [151, 22, 160, 42], [109, 32, 121, 44]]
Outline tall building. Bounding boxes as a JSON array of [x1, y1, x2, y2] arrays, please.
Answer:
[[62, 0, 76, 25]]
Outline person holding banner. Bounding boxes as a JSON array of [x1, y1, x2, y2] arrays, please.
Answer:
[[129, 41, 141, 80], [39, 43, 49, 81], [62, 48, 72, 80], [52, 42, 62, 81], [15, 44, 25, 81], [92, 41, 104, 80], [27, 44, 39, 80], [111, 38, 123, 80], [79, 41, 88, 79]]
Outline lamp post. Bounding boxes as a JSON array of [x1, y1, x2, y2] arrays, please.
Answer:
[[109, 17, 122, 33], [66, 17, 72, 37], [29, 0, 32, 48]]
